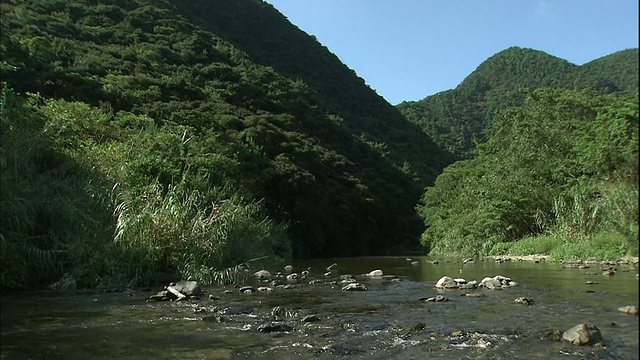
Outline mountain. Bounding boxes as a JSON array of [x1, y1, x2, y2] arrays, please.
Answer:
[[397, 47, 639, 159], [1, 0, 454, 289]]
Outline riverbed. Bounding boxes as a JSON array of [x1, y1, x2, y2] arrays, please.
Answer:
[[1, 257, 638, 359]]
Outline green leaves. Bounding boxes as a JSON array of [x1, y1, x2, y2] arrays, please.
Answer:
[[419, 88, 638, 257]]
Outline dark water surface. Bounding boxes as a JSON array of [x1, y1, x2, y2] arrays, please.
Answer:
[[1, 257, 638, 359]]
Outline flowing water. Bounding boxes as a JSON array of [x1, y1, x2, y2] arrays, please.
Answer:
[[1, 257, 638, 359]]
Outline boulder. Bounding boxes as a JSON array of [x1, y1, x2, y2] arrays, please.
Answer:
[[435, 276, 459, 289], [459, 280, 477, 289], [284, 264, 294, 273], [479, 277, 502, 290], [562, 323, 603, 345], [367, 269, 384, 277], [253, 270, 272, 280], [172, 280, 203, 297]]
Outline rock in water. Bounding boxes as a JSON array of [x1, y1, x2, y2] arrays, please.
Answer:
[[257, 322, 293, 333], [173, 280, 203, 297], [617, 305, 638, 315], [435, 276, 458, 289], [367, 269, 383, 277], [562, 323, 603, 345], [253, 269, 272, 280], [341, 283, 367, 291]]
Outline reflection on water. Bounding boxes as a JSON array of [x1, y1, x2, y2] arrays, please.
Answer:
[[1, 257, 638, 359]]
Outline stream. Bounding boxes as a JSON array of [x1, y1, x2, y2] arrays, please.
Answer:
[[1, 257, 638, 359]]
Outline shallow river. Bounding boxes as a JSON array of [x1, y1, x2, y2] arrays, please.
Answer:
[[1, 257, 638, 359]]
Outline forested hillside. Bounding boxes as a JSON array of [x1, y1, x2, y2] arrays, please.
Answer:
[[397, 47, 639, 159], [0, 0, 451, 288], [418, 88, 638, 258], [1, 0, 636, 289]]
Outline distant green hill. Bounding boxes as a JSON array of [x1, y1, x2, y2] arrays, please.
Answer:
[[397, 47, 639, 159]]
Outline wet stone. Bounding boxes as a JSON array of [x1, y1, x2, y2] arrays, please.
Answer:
[[514, 297, 534, 306], [302, 315, 321, 322], [239, 286, 255, 293], [617, 305, 638, 315], [257, 322, 293, 333], [562, 323, 603, 345]]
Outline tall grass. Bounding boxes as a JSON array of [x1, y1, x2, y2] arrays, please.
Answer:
[[112, 180, 290, 285]]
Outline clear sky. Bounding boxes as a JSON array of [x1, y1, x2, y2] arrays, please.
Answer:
[[264, 1, 639, 105]]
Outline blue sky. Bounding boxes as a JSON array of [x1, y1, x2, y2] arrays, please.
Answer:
[[264, 1, 639, 104]]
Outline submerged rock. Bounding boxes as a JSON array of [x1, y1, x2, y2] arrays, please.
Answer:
[[514, 297, 534, 306], [302, 314, 321, 322], [562, 323, 603, 345], [342, 283, 367, 291], [421, 295, 449, 302], [257, 322, 293, 333], [602, 267, 616, 276]]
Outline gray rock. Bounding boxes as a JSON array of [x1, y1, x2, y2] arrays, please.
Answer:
[[562, 323, 603, 345], [239, 286, 255, 293], [257, 322, 293, 333], [302, 314, 321, 322], [435, 276, 459, 289], [459, 281, 478, 289], [341, 283, 367, 291], [366, 269, 383, 277], [423, 295, 449, 302], [253, 270, 272, 280], [148, 290, 170, 301], [514, 297, 534, 306], [479, 277, 502, 290], [173, 280, 203, 297]]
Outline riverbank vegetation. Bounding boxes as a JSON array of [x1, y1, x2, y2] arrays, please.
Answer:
[[0, 0, 637, 289], [1, 0, 449, 289], [418, 88, 638, 258]]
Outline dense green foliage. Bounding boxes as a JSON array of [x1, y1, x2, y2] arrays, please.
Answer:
[[0, 0, 636, 289], [0, 0, 451, 288], [418, 88, 638, 258], [398, 47, 639, 159]]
